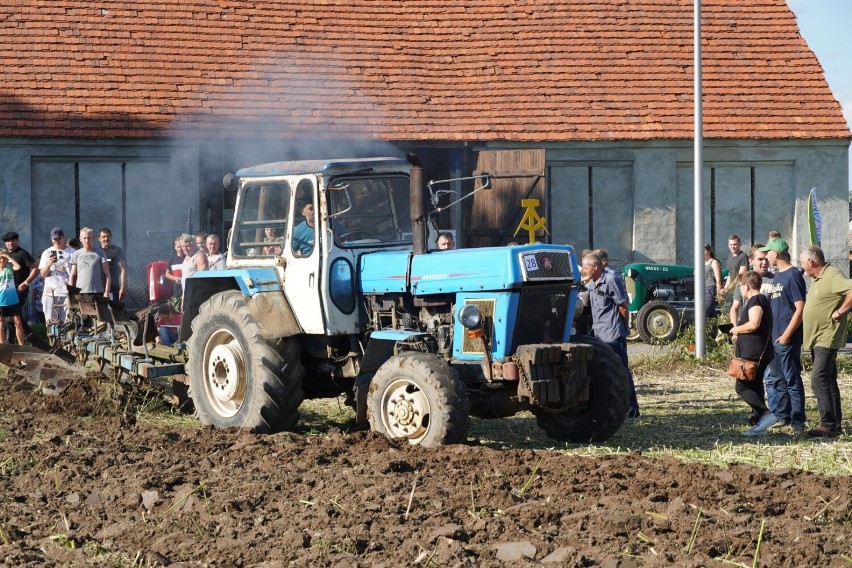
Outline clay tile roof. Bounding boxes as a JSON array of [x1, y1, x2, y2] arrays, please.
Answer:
[[0, 0, 848, 141]]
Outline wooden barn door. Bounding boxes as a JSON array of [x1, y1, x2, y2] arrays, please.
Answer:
[[464, 149, 546, 248]]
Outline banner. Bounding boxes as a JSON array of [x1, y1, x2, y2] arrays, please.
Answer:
[[807, 187, 822, 247]]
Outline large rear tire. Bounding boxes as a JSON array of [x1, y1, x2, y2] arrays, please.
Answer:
[[532, 336, 629, 443], [187, 291, 304, 433], [368, 352, 470, 448], [636, 300, 680, 344]]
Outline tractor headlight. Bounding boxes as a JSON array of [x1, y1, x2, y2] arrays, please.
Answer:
[[458, 304, 482, 330]]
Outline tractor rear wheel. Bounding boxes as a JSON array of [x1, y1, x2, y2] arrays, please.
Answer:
[[368, 352, 470, 448], [636, 300, 680, 344], [187, 291, 304, 433], [532, 336, 629, 443]]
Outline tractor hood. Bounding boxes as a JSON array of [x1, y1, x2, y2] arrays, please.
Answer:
[[622, 262, 695, 281], [359, 244, 577, 295]]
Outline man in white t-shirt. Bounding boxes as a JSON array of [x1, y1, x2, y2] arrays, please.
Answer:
[[37, 227, 76, 322]]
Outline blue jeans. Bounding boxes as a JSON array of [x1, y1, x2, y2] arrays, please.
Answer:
[[605, 337, 639, 411], [159, 326, 178, 347], [705, 286, 718, 317], [764, 341, 806, 424]]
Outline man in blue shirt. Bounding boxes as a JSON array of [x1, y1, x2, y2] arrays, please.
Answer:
[[292, 201, 315, 256], [582, 251, 640, 417], [760, 238, 807, 432]]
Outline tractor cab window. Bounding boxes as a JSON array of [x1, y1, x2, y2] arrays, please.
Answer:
[[291, 178, 317, 257], [231, 182, 290, 257], [328, 175, 412, 247]]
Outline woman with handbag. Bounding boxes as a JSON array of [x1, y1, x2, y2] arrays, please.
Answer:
[[729, 271, 778, 436]]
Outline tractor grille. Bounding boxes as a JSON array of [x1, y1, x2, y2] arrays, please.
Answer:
[[512, 284, 569, 351], [518, 250, 574, 282], [462, 298, 495, 354]]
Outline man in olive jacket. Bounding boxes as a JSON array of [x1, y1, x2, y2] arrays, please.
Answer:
[[800, 245, 852, 438]]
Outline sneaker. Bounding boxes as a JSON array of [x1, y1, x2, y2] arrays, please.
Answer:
[[626, 408, 641, 419], [790, 422, 806, 434], [746, 413, 779, 435], [806, 425, 840, 439]]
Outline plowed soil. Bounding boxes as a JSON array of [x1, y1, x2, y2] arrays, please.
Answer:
[[1, 371, 850, 567]]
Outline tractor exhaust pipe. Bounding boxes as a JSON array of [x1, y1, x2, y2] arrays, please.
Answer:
[[408, 153, 428, 256]]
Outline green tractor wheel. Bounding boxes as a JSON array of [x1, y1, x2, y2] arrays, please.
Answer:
[[626, 323, 640, 342], [636, 300, 681, 344]]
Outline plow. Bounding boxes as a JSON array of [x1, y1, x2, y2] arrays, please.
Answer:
[[1, 286, 188, 397]]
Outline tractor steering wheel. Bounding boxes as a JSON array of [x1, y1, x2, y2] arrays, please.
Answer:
[[339, 230, 376, 242]]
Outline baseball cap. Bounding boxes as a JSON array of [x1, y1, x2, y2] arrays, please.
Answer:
[[759, 238, 789, 253], [1, 231, 18, 241], [50, 227, 64, 240]]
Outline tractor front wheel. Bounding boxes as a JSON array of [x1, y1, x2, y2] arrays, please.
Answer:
[[636, 300, 680, 344], [187, 291, 304, 433], [368, 352, 470, 448]]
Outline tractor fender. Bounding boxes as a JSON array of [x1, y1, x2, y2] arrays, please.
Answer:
[[180, 269, 301, 341], [360, 330, 432, 375], [245, 292, 302, 339], [354, 329, 435, 424]]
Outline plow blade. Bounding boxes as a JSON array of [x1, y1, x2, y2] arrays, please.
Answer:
[[0, 344, 83, 395]]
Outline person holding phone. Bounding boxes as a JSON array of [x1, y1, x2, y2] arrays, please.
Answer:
[[37, 227, 75, 323]]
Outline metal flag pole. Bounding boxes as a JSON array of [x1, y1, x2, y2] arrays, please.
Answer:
[[694, 0, 706, 358]]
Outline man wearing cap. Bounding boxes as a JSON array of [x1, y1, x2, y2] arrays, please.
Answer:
[[38, 227, 76, 323], [760, 237, 807, 432], [292, 200, 315, 257], [2, 231, 38, 343], [800, 245, 852, 438]]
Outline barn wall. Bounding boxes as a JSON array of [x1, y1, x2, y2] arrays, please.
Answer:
[[528, 139, 849, 269], [0, 140, 201, 308]]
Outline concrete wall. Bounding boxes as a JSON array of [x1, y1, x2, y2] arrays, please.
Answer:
[[533, 139, 850, 269], [0, 140, 201, 308]]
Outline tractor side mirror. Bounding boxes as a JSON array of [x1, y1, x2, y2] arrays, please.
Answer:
[[222, 173, 238, 192]]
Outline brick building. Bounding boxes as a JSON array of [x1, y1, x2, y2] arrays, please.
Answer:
[[0, 0, 848, 304]]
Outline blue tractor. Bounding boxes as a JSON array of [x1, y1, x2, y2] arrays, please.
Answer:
[[179, 155, 629, 447]]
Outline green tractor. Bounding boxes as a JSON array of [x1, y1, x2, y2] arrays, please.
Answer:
[[621, 263, 726, 344]]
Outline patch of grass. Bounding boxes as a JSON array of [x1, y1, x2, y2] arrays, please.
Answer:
[[466, 351, 852, 476], [297, 396, 361, 436]]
